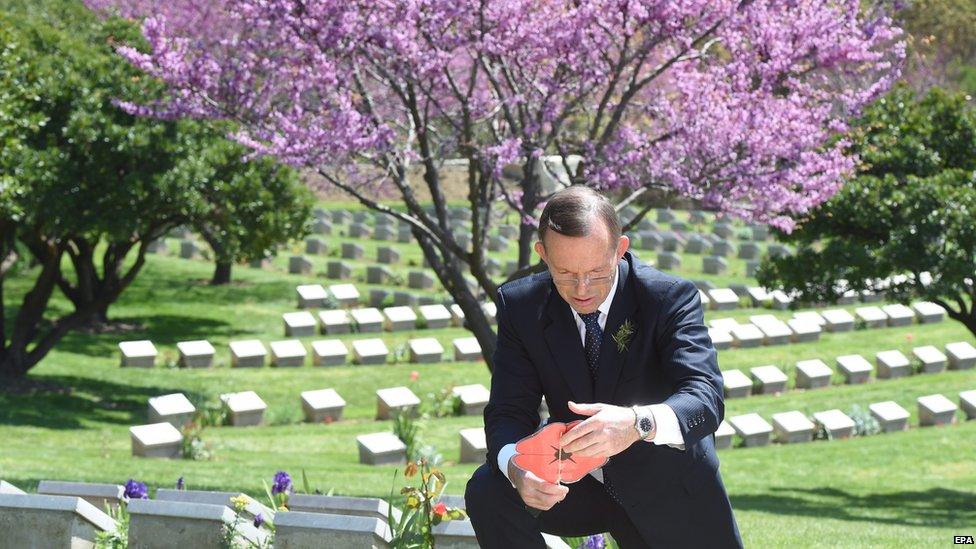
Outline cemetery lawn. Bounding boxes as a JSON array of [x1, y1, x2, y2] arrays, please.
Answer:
[[0, 209, 973, 547]]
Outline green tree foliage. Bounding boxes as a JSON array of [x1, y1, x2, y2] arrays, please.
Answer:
[[0, 1, 312, 379], [757, 85, 976, 337]]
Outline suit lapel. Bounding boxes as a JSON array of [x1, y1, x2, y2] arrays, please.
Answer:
[[543, 285, 594, 404], [595, 253, 639, 404]]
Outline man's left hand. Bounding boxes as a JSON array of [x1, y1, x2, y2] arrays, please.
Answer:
[[560, 401, 640, 458]]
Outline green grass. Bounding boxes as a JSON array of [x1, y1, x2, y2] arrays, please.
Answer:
[[1, 209, 975, 548]]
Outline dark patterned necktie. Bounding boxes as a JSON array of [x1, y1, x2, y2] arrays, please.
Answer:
[[580, 311, 603, 383]]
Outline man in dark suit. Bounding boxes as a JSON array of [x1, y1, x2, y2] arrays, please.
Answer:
[[465, 186, 742, 548]]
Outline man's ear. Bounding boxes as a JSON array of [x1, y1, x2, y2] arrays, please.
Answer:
[[534, 240, 547, 264], [616, 235, 630, 260]]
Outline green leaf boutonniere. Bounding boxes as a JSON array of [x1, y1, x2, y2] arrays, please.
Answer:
[[612, 319, 636, 353]]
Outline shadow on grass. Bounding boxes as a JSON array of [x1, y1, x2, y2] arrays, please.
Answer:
[[52, 315, 249, 358], [0, 374, 210, 430], [732, 486, 976, 529]]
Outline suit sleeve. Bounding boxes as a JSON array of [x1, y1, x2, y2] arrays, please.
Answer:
[[658, 279, 725, 447], [483, 287, 544, 474]]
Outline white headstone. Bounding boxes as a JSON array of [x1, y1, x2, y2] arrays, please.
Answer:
[[795, 359, 832, 389], [729, 413, 773, 447], [836, 354, 873, 384], [148, 393, 196, 428], [917, 394, 957, 426], [821, 309, 855, 332], [119, 340, 157, 368], [452, 384, 490, 416], [913, 345, 947, 373], [356, 432, 408, 466], [296, 284, 329, 309], [283, 311, 317, 337], [127, 499, 265, 548], [771, 411, 815, 444], [749, 316, 792, 345], [301, 388, 346, 423], [0, 493, 117, 548], [384, 306, 418, 331], [459, 428, 487, 464], [787, 317, 822, 343], [722, 370, 752, 399], [869, 400, 910, 432], [746, 287, 771, 307], [350, 307, 384, 333], [946, 341, 976, 370], [449, 304, 466, 327], [352, 338, 389, 365], [177, 340, 215, 368], [219, 391, 267, 427], [130, 422, 183, 458], [409, 338, 444, 363], [855, 306, 888, 328], [912, 301, 945, 323], [229, 339, 267, 368], [959, 390, 976, 420], [708, 328, 733, 350], [375, 386, 421, 420], [311, 339, 348, 367], [36, 481, 125, 512], [875, 350, 911, 379], [418, 304, 452, 329], [881, 303, 915, 327], [812, 409, 856, 439], [707, 288, 739, 310], [792, 311, 826, 326], [714, 420, 736, 449], [730, 324, 764, 348], [750, 365, 788, 394], [453, 337, 483, 361], [270, 339, 307, 367], [329, 284, 361, 307], [317, 309, 353, 335]]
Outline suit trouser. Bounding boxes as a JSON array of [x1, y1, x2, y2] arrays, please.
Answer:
[[465, 463, 652, 548]]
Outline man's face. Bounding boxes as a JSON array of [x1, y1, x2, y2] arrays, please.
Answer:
[[534, 220, 629, 315]]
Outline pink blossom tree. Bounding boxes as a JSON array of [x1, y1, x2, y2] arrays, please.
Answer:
[[88, 0, 904, 371]]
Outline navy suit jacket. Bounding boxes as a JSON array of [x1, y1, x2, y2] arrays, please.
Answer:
[[484, 251, 742, 547]]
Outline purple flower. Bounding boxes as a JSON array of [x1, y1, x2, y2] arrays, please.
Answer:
[[253, 513, 265, 528], [271, 471, 292, 496], [124, 479, 148, 500], [580, 534, 605, 549], [176, 476, 185, 490]]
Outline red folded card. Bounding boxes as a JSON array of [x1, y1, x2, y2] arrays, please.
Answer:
[[512, 421, 608, 484]]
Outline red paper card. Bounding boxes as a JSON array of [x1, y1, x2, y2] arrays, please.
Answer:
[[512, 421, 608, 484]]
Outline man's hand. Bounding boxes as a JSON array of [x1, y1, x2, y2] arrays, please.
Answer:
[[560, 401, 641, 458], [508, 460, 569, 511]]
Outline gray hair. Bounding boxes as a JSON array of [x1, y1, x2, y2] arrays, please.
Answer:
[[538, 186, 621, 247]]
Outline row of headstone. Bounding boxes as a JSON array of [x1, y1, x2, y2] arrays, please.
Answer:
[[721, 341, 976, 398], [723, 390, 974, 448]]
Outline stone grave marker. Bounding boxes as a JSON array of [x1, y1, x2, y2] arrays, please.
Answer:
[[811, 409, 856, 439], [318, 309, 353, 335], [219, 391, 267, 427], [230, 339, 267, 368], [875, 350, 911, 379], [311, 339, 348, 367], [270, 339, 307, 367], [917, 394, 957, 426], [176, 339, 217, 368], [869, 401, 910, 433], [352, 338, 389, 365], [836, 354, 873, 384], [130, 422, 182, 458], [771, 411, 815, 444], [913, 345, 947, 373], [384, 306, 418, 331], [795, 359, 832, 389], [729, 413, 773, 447], [409, 338, 444, 363], [356, 432, 408, 466], [288, 255, 313, 275], [750, 365, 788, 394], [36, 481, 125, 513], [301, 388, 346, 423], [329, 284, 361, 307], [297, 284, 329, 309], [419, 304, 451, 329], [946, 341, 976, 370], [350, 307, 384, 333], [283, 311, 317, 337], [459, 428, 487, 464], [722, 369, 752, 399], [119, 340, 157, 368], [147, 393, 196, 428]]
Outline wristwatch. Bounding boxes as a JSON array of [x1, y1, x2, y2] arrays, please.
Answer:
[[632, 405, 656, 441]]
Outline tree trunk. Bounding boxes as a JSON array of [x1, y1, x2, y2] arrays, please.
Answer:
[[211, 261, 232, 285]]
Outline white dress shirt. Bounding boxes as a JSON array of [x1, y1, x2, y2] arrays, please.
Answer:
[[497, 265, 686, 486]]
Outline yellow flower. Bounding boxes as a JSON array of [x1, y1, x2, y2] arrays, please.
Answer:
[[230, 494, 249, 512]]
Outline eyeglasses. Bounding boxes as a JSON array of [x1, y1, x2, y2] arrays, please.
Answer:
[[552, 273, 614, 287]]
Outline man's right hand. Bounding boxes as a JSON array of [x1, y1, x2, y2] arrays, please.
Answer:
[[508, 460, 569, 511]]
